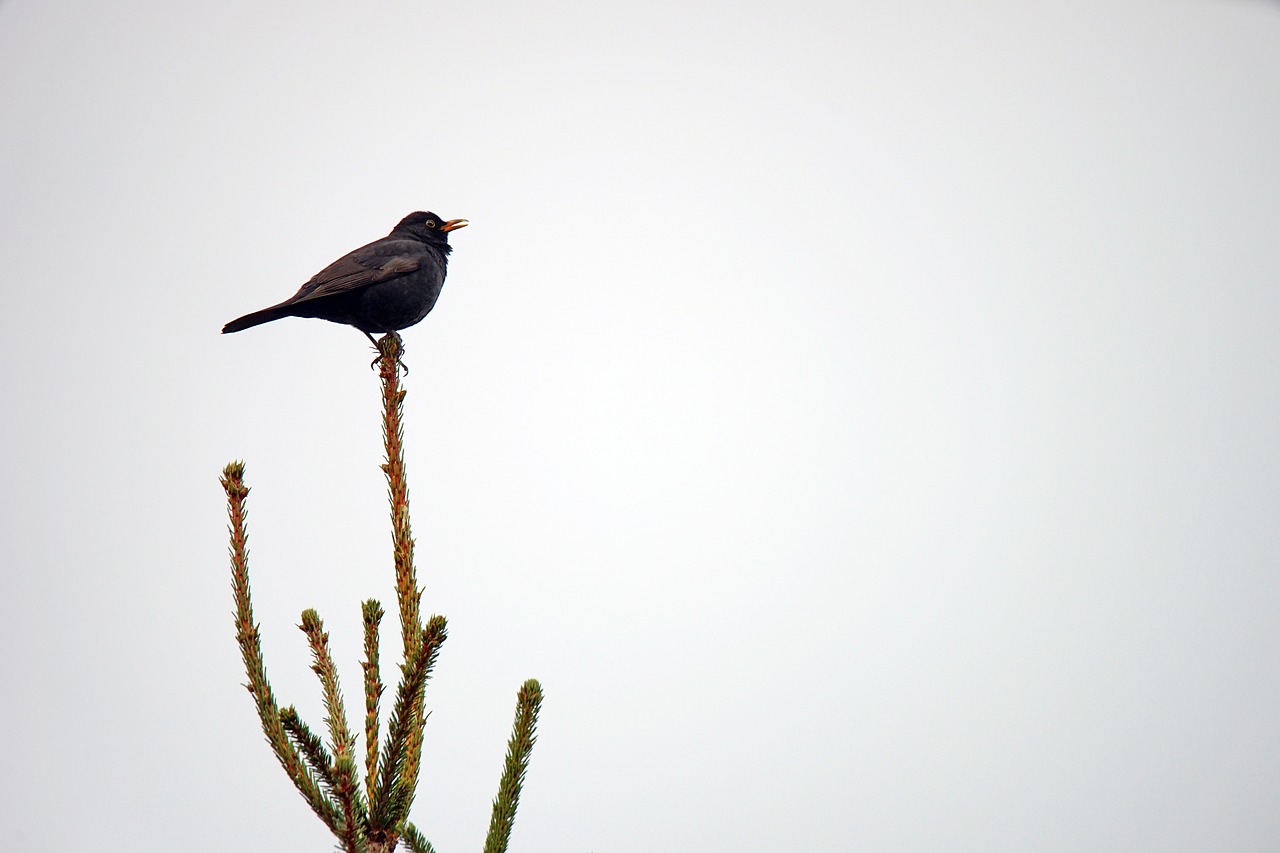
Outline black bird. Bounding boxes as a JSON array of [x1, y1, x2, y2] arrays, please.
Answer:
[[222, 211, 468, 344]]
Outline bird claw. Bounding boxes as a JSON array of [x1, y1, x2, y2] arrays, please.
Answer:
[[370, 332, 409, 373]]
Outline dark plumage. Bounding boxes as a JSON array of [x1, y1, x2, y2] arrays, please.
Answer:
[[222, 211, 468, 343]]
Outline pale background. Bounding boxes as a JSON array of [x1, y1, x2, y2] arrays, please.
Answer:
[[2, 1, 1279, 850]]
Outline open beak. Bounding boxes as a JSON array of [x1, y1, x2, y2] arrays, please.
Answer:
[[439, 219, 469, 233]]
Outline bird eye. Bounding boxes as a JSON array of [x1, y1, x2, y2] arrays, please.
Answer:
[[424, 219, 437, 228]]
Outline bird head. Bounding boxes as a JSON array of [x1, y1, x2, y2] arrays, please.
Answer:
[[392, 211, 468, 246]]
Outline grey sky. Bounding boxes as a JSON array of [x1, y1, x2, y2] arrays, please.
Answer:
[[2, 1, 1279, 850]]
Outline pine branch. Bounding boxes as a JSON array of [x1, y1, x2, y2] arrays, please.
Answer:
[[376, 333, 438, 830], [301, 608, 368, 850], [370, 615, 448, 834], [395, 612, 449, 827], [483, 679, 544, 853], [279, 705, 335, 793], [362, 598, 385, 818], [221, 462, 342, 833], [402, 822, 437, 853], [225, 334, 546, 851], [378, 333, 422, 665]]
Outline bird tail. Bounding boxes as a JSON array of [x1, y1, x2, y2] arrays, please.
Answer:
[[222, 305, 293, 334]]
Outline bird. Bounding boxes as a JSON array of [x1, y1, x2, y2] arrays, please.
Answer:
[[222, 211, 468, 345]]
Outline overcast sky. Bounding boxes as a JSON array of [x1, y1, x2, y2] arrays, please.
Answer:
[[3, 1, 1279, 851]]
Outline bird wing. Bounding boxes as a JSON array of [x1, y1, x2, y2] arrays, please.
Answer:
[[284, 238, 426, 305]]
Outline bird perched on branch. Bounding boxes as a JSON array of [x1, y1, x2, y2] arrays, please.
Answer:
[[222, 211, 468, 344]]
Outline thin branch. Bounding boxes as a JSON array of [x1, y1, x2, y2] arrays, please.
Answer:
[[279, 705, 335, 793], [362, 598, 385, 817], [222, 462, 341, 833], [402, 822, 437, 853], [483, 679, 544, 853], [301, 609, 368, 850], [378, 333, 422, 664], [377, 332, 437, 825], [371, 615, 448, 833]]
